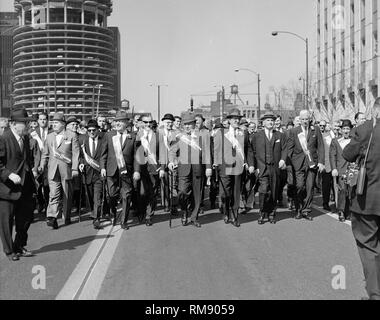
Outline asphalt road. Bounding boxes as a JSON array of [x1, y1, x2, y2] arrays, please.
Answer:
[[0, 196, 367, 300]]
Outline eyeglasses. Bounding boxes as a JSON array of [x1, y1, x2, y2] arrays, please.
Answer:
[[88, 129, 97, 132]]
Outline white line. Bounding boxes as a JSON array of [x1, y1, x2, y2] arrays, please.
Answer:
[[311, 204, 352, 227], [77, 226, 124, 300]]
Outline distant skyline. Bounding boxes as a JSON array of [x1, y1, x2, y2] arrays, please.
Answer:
[[1, 0, 316, 117]]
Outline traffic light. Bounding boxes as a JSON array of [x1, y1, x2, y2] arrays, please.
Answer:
[[190, 97, 194, 112]]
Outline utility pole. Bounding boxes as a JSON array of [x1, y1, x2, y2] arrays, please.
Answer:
[[150, 84, 168, 120]]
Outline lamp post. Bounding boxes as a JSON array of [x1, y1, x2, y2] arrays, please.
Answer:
[[272, 31, 309, 110], [54, 64, 80, 112], [235, 68, 261, 119], [150, 84, 168, 120]]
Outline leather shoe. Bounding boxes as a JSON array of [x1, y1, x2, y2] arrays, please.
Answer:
[[232, 220, 240, 228], [181, 213, 188, 226], [302, 213, 313, 221], [6, 253, 19, 261], [93, 219, 102, 230], [323, 204, 331, 211], [190, 221, 201, 228], [269, 216, 276, 224], [146, 218, 153, 226], [121, 223, 129, 230], [52, 218, 59, 229], [338, 212, 346, 222], [224, 215, 230, 224], [258, 212, 265, 225], [16, 247, 33, 257]]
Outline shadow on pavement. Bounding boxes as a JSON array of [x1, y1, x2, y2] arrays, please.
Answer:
[[33, 235, 114, 255]]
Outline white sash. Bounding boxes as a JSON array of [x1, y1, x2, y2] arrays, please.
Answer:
[[141, 135, 157, 165], [53, 147, 72, 164], [179, 132, 202, 151], [112, 135, 126, 170], [30, 131, 44, 151], [338, 137, 351, 151], [297, 131, 313, 166], [225, 129, 244, 160], [81, 144, 100, 171]]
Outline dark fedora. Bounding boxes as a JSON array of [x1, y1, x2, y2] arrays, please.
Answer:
[[10, 109, 30, 122], [114, 111, 129, 121], [226, 108, 243, 119], [240, 118, 249, 126], [182, 113, 196, 125], [340, 119, 353, 129], [161, 113, 175, 122], [66, 116, 79, 125], [51, 113, 66, 123], [261, 112, 277, 121], [86, 119, 99, 129]]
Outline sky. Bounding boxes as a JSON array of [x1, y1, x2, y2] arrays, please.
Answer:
[[1, 0, 316, 117]]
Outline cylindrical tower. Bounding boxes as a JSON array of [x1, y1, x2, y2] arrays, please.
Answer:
[[12, 0, 115, 119]]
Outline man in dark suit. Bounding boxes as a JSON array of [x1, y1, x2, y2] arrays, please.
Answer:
[[213, 109, 254, 227], [30, 112, 52, 214], [0, 110, 36, 261], [79, 120, 104, 229], [100, 111, 141, 230], [330, 120, 353, 222], [251, 113, 287, 224], [169, 114, 212, 227], [135, 115, 160, 226], [343, 99, 380, 300], [288, 110, 325, 220]]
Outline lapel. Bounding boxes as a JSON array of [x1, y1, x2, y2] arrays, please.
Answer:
[[57, 130, 66, 149], [122, 132, 130, 151], [307, 126, 313, 142], [95, 135, 102, 157], [9, 129, 23, 156]]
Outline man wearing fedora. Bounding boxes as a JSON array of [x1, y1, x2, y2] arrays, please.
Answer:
[[168, 114, 212, 227], [0, 109, 36, 261], [288, 110, 325, 221], [330, 119, 354, 223], [79, 119, 105, 229], [251, 113, 287, 224], [39, 113, 80, 229], [159, 113, 177, 213], [213, 109, 254, 227], [100, 111, 141, 230], [31, 112, 52, 215]]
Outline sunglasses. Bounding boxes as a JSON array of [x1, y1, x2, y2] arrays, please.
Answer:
[[143, 121, 153, 124], [88, 129, 97, 132]]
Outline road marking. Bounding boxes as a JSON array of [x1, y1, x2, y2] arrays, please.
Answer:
[[56, 211, 124, 300], [311, 204, 352, 227]]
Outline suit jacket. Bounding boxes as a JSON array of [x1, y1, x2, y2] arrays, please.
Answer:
[[169, 130, 211, 177], [329, 137, 351, 176], [287, 125, 325, 172], [100, 131, 139, 177], [251, 130, 287, 177], [135, 131, 160, 175], [0, 129, 36, 201], [40, 130, 80, 180], [79, 133, 104, 184], [213, 127, 252, 176], [342, 119, 380, 216]]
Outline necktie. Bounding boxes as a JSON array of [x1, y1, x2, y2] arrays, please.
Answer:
[[91, 138, 96, 157], [19, 137, 24, 151]]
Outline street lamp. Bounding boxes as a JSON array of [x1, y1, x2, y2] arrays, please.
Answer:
[[272, 30, 309, 110], [150, 84, 168, 121], [84, 83, 102, 118], [235, 68, 261, 119], [54, 64, 80, 112]]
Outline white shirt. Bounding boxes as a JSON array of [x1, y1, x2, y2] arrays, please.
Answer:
[[89, 136, 98, 156], [55, 131, 64, 146], [117, 132, 127, 146], [11, 128, 23, 150], [40, 127, 48, 142], [264, 128, 273, 141]]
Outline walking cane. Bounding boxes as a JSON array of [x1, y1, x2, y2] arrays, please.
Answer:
[[77, 171, 83, 222], [333, 176, 339, 211], [169, 170, 174, 229]]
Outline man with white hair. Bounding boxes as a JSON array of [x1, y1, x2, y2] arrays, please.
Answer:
[[0, 117, 9, 136], [288, 110, 325, 220]]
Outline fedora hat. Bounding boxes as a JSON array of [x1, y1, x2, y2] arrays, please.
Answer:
[[340, 119, 353, 129], [66, 116, 79, 125], [51, 113, 66, 123], [194, 114, 205, 121], [10, 109, 30, 123], [261, 112, 277, 121], [86, 119, 99, 129], [161, 113, 175, 122], [226, 108, 243, 119], [114, 111, 129, 121], [182, 113, 196, 125]]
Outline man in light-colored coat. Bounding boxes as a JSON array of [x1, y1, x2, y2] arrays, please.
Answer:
[[39, 113, 80, 229]]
